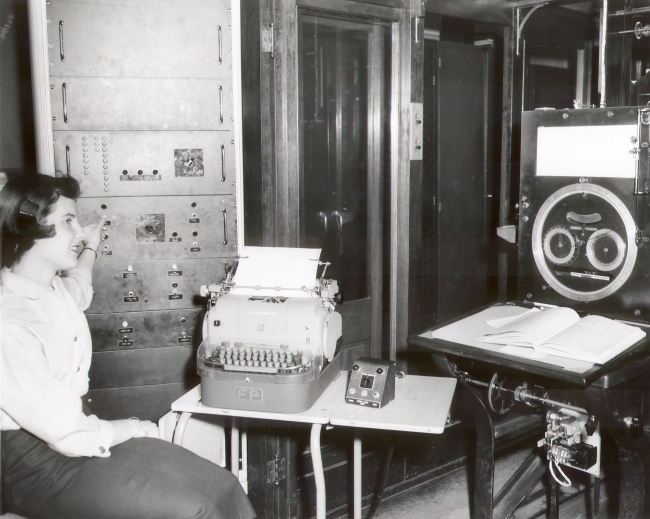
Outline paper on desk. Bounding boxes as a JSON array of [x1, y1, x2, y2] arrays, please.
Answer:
[[421, 305, 595, 373], [231, 246, 322, 297]]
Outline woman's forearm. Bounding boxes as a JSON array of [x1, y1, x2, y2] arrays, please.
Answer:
[[110, 419, 140, 447]]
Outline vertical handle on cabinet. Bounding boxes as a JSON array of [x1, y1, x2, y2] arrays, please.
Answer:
[[222, 208, 228, 245], [62, 83, 68, 123], [217, 26, 223, 65], [59, 21, 66, 62], [218, 85, 223, 124], [65, 145, 71, 177], [220, 144, 226, 182]]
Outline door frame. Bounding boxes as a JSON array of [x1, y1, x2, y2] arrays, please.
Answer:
[[261, 0, 416, 361]]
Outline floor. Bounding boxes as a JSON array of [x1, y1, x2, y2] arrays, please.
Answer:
[[371, 443, 615, 519]]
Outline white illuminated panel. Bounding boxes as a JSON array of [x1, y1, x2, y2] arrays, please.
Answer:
[[536, 125, 637, 178]]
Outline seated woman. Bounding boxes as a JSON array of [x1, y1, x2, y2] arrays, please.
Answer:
[[1, 173, 256, 519]]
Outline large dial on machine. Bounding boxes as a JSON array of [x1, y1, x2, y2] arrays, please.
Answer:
[[531, 183, 638, 301]]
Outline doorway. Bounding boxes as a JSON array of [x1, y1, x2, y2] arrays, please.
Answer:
[[298, 11, 392, 356]]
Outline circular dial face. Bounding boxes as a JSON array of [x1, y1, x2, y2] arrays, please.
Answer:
[[586, 228, 626, 272], [542, 226, 579, 266], [531, 183, 637, 302]]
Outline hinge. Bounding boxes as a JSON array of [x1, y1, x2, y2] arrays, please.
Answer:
[[267, 454, 286, 485], [261, 23, 275, 59]]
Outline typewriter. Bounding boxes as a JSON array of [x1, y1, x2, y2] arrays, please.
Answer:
[[197, 247, 343, 412]]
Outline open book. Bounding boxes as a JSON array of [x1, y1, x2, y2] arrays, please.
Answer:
[[477, 307, 646, 364]]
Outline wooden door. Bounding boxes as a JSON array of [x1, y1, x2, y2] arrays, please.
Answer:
[[298, 10, 393, 360], [422, 40, 495, 325]]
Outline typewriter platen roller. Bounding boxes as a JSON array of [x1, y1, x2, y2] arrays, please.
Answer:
[[197, 247, 343, 412]]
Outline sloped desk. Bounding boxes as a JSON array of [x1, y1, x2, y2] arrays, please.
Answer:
[[170, 372, 456, 519], [408, 303, 650, 519]]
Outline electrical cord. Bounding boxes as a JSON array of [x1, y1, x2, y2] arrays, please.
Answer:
[[549, 459, 572, 487]]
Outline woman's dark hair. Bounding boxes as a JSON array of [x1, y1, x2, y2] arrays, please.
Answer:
[[1, 173, 81, 268]]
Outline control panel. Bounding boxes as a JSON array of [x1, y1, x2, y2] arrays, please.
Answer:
[[346, 357, 396, 408]]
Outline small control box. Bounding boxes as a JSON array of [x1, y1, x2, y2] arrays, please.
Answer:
[[346, 357, 396, 408]]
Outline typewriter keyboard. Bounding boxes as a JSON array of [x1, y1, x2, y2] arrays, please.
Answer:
[[204, 344, 308, 374]]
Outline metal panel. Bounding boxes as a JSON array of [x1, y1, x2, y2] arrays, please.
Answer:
[[88, 258, 229, 313], [88, 346, 197, 389], [47, 0, 233, 78], [49, 77, 234, 131], [54, 131, 236, 196], [77, 195, 237, 261], [87, 308, 206, 352], [517, 107, 650, 323]]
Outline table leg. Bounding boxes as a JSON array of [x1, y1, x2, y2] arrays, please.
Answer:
[[354, 431, 362, 519], [231, 417, 240, 479], [311, 424, 327, 519]]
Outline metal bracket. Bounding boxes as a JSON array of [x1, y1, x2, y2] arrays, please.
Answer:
[[516, 4, 548, 56], [267, 455, 285, 485]]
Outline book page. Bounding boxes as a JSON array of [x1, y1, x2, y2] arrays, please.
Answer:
[[478, 307, 579, 347], [539, 315, 646, 362]]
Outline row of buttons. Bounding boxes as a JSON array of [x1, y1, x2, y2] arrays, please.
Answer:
[[348, 387, 380, 399], [81, 136, 111, 192]]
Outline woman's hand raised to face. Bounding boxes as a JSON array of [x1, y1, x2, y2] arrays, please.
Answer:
[[82, 216, 108, 252]]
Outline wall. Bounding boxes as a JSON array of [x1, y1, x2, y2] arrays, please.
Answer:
[[0, 0, 35, 173]]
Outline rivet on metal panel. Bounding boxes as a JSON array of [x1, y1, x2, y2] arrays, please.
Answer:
[[181, 318, 186, 324], [172, 264, 178, 270], [562, 113, 569, 119], [50, 84, 54, 89], [122, 321, 128, 327], [52, 117, 56, 121], [104, 187, 109, 192], [127, 266, 133, 272]]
